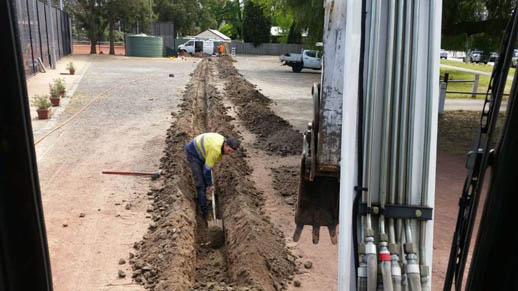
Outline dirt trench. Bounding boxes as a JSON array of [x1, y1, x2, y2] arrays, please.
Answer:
[[130, 58, 297, 291]]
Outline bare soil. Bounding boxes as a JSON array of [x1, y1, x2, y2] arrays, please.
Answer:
[[131, 58, 297, 291], [218, 57, 302, 156], [438, 110, 506, 156]]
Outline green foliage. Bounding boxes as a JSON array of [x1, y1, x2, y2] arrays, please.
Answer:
[[32, 95, 52, 110], [283, 0, 324, 45], [66, 62, 75, 71], [219, 23, 237, 39], [442, 0, 518, 50], [287, 21, 302, 44], [64, 0, 152, 53], [153, 0, 205, 35], [49, 83, 61, 99], [53, 78, 66, 92], [243, 0, 271, 46]]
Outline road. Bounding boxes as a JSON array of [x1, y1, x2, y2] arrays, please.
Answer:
[[31, 55, 198, 291]]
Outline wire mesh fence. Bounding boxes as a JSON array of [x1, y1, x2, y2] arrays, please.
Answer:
[[15, 0, 72, 78]]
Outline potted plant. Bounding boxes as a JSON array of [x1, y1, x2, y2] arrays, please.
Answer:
[[66, 62, 76, 75], [54, 78, 66, 97], [49, 83, 61, 106], [31, 94, 52, 119]]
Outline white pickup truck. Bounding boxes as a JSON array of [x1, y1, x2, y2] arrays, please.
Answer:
[[280, 50, 322, 73]]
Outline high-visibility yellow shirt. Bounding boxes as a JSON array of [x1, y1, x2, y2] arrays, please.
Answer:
[[194, 132, 224, 169]]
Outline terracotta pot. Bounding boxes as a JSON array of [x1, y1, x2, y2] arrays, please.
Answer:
[[37, 108, 51, 120], [60, 89, 66, 97], [69, 69, 75, 75], [50, 97, 60, 107]]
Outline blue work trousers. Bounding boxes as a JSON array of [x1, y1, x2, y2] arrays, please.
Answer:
[[184, 142, 208, 215]]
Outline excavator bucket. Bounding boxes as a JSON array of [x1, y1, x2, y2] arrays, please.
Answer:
[[293, 158, 339, 244]]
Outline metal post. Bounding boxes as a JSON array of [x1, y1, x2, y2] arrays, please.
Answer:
[[439, 82, 446, 115], [338, 0, 362, 289], [439, 73, 449, 115], [472, 74, 480, 98], [47, 0, 56, 69]]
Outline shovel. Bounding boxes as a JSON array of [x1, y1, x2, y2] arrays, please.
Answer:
[[208, 170, 223, 230]]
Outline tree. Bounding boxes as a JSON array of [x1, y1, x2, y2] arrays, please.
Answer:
[[441, 0, 518, 50], [283, 0, 323, 46], [104, 0, 151, 54], [64, 0, 104, 53], [287, 21, 301, 44], [64, 0, 151, 54], [153, 0, 204, 36], [243, 0, 271, 46]]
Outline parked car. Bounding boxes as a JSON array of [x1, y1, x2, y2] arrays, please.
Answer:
[[465, 50, 490, 64], [279, 50, 322, 73], [177, 39, 214, 55], [440, 49, 448, 59], [512, 49, 518, 67], [489, 52, 499, 63]]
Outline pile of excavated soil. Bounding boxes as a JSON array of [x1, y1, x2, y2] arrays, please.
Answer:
[[217, 57, 302, 156], [271, 166, 299, 208], [130, 59, 296, 291]]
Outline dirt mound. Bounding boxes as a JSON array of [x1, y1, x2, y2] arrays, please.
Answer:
[[130, 59, 296, 291], [217, 58, 302, 156], [271, 166, 299, 207]]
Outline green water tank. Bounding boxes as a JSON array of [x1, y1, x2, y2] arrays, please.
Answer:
[[126, 34, 163, 57]]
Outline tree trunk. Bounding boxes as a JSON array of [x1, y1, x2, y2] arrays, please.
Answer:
[[90, 39, 97, 54], [88, 1, 96, 54], [109, 21, 115, 55]]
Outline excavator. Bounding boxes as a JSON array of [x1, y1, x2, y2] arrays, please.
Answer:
[[293, 0, 518, 290], [1, 0, 518, 290]]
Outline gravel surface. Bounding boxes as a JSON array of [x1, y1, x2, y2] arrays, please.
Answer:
[[233, 55, 320, 132], [35, 55, 198, 291]]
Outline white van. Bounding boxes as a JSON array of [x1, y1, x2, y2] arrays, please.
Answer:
[[177, 40, 214, 55]]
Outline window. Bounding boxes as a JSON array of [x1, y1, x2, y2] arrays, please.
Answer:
[[305, 51, 317, 58]]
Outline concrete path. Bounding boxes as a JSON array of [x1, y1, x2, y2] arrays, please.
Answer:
[[444, 98, 509, 111], [441, 63, 514, 81]]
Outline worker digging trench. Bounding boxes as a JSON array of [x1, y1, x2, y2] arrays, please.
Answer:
[[129, 58, 300, 290]]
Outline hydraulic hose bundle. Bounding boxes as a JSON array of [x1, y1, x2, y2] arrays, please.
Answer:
[[355, 0, 437, 290]]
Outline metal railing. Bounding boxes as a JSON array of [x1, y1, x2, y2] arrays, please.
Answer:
[[438, 72, 509, 114]]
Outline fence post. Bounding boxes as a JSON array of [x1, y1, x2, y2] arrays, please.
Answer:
[[439, 81, 447, 115], [472, 74, 480, 98], [439, 72, 449, 115], [47, 0, 56, 69]]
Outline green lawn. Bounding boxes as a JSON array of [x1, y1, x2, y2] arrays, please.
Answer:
[[440, 66, 512, 99]]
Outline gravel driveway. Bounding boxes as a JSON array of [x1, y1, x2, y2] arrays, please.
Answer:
[[34, 55, 198, 291]]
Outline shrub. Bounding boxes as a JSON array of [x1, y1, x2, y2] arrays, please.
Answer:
[[49, 83, 61, 98], [31, 94, 51, 109], [66, 62, 75, 71], [54, 78, 66, 92]]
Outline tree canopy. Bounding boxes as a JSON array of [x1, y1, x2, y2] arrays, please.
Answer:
[[65, 0, 518, 52], [442, 0, 518, 51], [243, 0, 271, 45]]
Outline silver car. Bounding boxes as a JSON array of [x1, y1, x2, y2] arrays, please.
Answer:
[[440, 49, 448, 59], [512, 49, 518, 67]]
